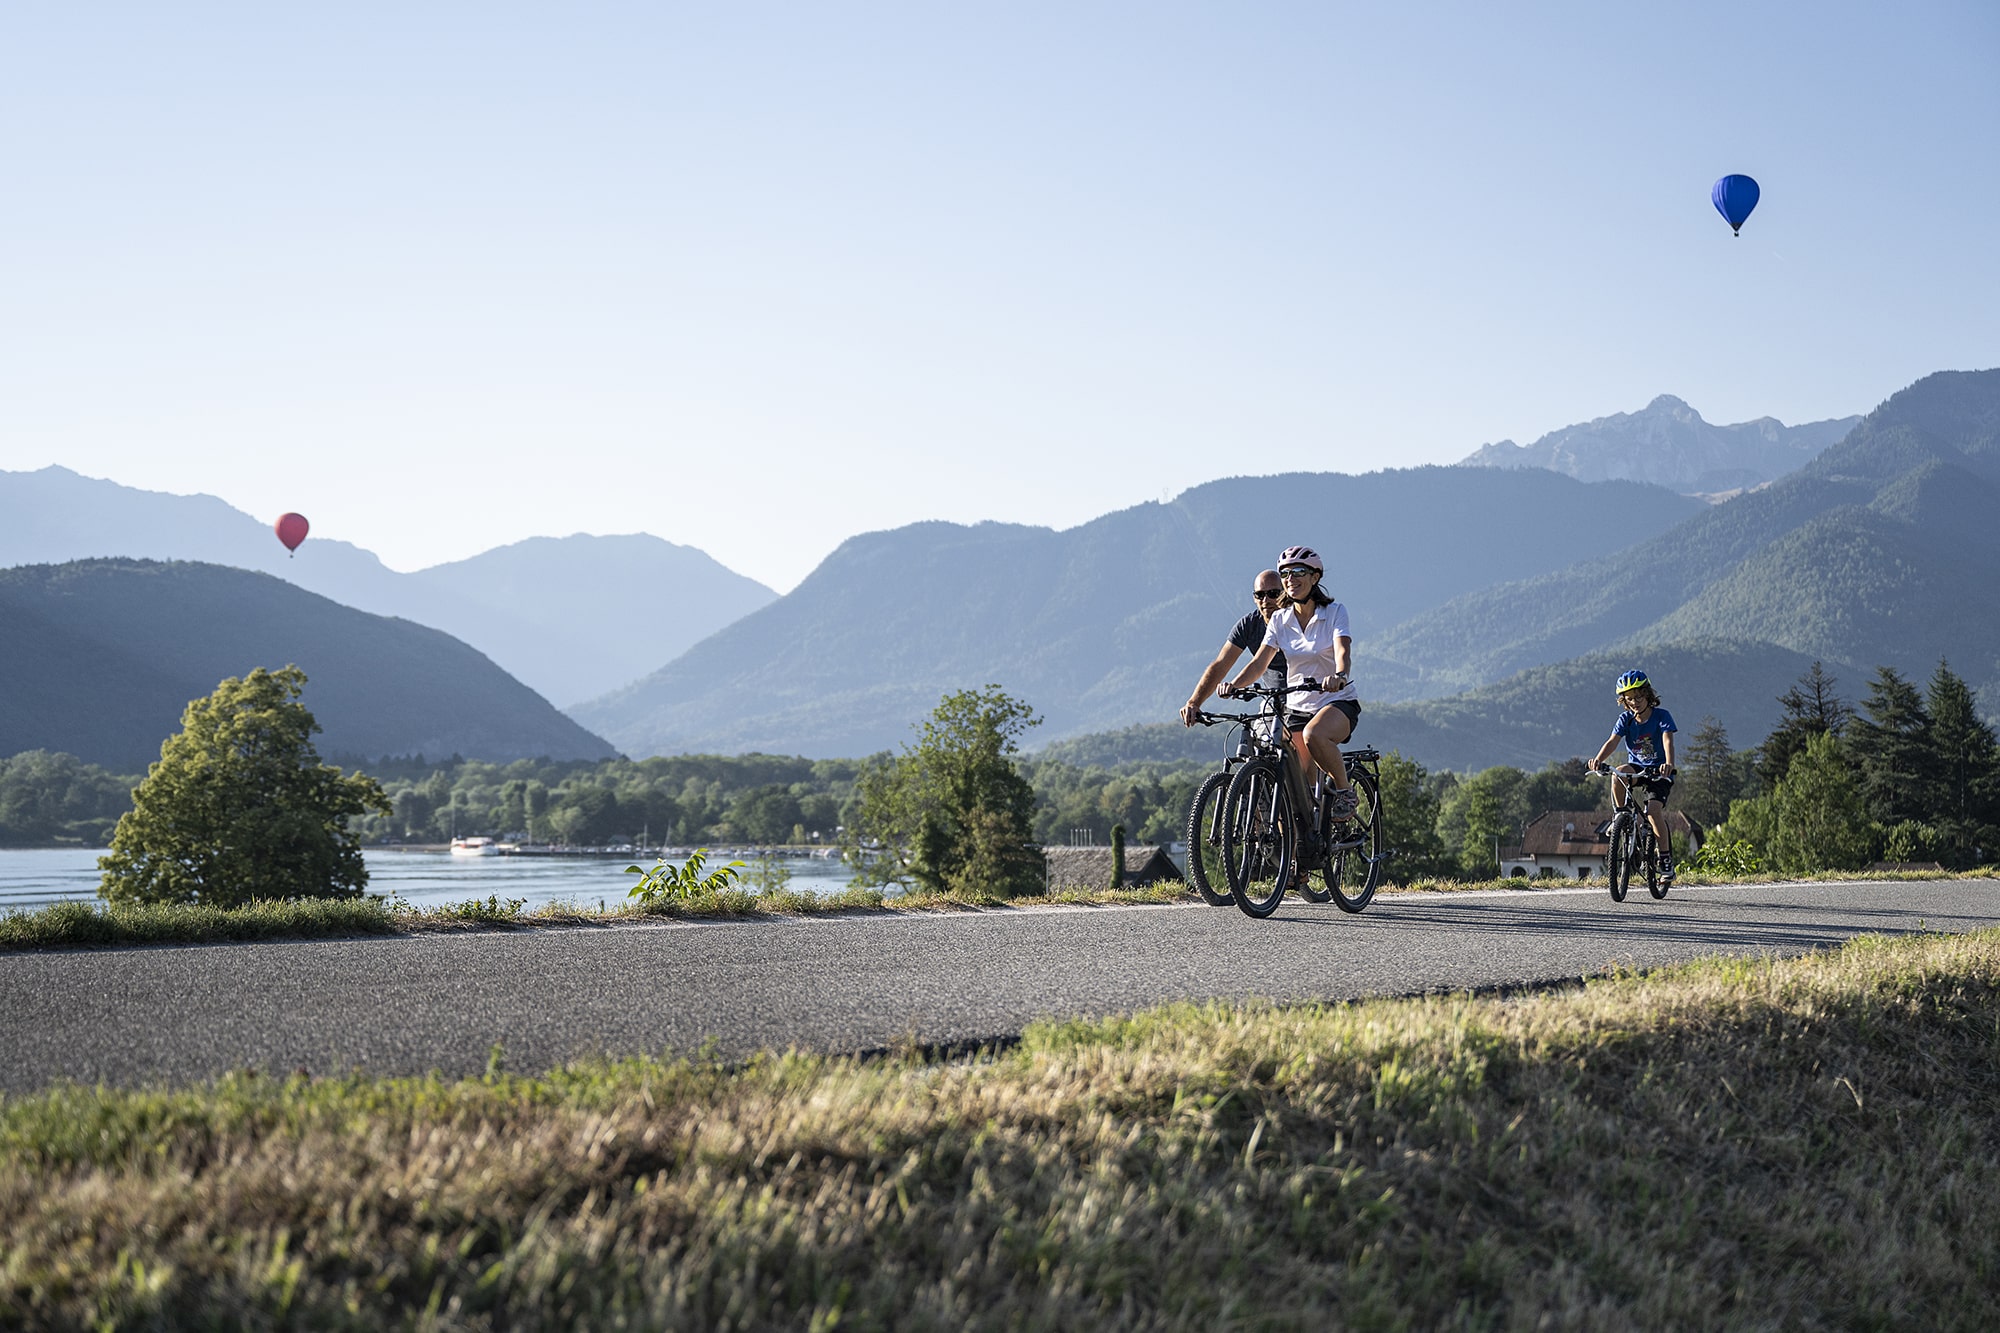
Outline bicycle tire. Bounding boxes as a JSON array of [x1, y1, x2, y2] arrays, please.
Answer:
[[1184, 770, 1236, 907], [1222, 757, 1297, 919], [1320, 770, 1382, 914], [1606, 811, 1631, 903]]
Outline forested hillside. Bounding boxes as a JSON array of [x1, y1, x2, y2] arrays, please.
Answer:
[[1376, 369, 2000, 710], [574, 468, 1704, 757], [0, 560, 618, 770]]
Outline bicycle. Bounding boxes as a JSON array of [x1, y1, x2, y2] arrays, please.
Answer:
[[1587, 764, 1670, 902], [1216, 678, 1385, 918], [1183, 703, 1273, 907]]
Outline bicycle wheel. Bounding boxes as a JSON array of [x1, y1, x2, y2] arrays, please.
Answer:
[[1319, 770, 1382, 914], [1184, 770, 1235, 907], [1606, 811, 1631, 903], [1222, 757, 1297, 919]]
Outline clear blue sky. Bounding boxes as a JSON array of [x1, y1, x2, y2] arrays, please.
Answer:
[[3, 2, 1995, 590]]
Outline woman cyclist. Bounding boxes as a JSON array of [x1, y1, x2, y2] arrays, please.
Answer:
[[1586, 669, 1679, 884], [1221, 546, 1360, 817]]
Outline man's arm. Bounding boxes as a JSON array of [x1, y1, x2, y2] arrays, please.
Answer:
[[1181, 645, 1244, 726]]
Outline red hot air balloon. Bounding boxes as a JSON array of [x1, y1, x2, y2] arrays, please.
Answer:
[[274, 512, 310, 557]]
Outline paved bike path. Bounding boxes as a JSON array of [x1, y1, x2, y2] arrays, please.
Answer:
[[3, 879, 1997, 1093]]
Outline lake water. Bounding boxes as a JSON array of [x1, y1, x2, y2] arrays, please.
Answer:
[[0, 847, 864, 916]]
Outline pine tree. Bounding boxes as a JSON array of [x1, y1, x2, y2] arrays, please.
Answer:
[[1848, 666, 1931, 827], [1757, 661, 1854, 790], [1919, 661, 2000, 867], [1678, 715, 1744, 829]]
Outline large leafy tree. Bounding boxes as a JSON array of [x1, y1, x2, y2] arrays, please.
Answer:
[[98, 667, 391, 906], [1768, 732, 1874, 874], [851, 686, 1045, 899], [1757, 661, 1854, 790], [1374, 752, 1449, 882]]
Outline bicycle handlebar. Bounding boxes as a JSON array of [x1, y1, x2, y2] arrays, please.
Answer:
[[1218, 675, 1349, 701], [1188, 710, 1260, 727]]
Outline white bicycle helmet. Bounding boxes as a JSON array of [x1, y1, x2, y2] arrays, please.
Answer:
[[1277, 545, 1323, 573]]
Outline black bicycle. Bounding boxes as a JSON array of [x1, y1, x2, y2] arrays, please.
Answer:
[[1589, 764, 1669, 902], [1183, 705, 1270, 907], [1216, 679, 1385, 918]]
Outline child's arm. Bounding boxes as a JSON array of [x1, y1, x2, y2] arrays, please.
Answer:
[[1586, 734, 1620, 771], [1660, 728, 1677, 775]]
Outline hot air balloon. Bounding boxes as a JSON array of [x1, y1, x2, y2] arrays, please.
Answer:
[[274, 512, 310, 557], [1711, 174, 1760, 235]]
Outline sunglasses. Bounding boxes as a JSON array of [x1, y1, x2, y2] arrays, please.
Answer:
[[1252, 588, 1284, 601], [1278, 566, 1317, 578]]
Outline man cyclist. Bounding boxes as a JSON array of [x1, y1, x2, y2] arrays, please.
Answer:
[[1586, 669, 1679, 885], [1180, 569, 1288, 733]]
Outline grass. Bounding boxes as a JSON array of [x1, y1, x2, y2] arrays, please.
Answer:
[[6, 929, 2000, 1328]]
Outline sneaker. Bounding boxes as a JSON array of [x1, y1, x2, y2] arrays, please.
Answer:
[[1658, 855, 1676, 884], [1326, 787, 1359, 820]]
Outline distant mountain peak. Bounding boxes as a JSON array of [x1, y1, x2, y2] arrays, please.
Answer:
[[1457, 394, 1859, 494]]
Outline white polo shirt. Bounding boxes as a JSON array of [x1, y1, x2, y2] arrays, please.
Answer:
[[1262, 601, 1354, 712]]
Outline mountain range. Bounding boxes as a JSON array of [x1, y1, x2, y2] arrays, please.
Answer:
[[0, 467, 775, 706], [0, 560, 617, 771], [1458, 395, 1860, 496], [570, 468, 1709, 758]]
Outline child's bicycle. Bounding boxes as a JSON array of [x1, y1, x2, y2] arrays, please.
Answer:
[[1587, 764, 1670, 902], [1214, 677, 1384, 919]]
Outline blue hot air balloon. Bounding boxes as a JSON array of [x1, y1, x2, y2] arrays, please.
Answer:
[[1711, 174, 1760, 235]]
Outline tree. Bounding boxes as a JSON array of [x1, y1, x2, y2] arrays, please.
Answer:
[[1847, 667, 1931, 828], [1757, 661, 1853, 790], [1918, 661, 2000, 867], [850, 686, 1045, 899], [1375, 752, 1449, 882], [1677, 716, 1748, 830], [1768, 732, 1874, 874], [98, 667, 391, 907]]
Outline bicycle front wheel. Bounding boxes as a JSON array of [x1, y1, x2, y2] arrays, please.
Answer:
[[1222, 757, 1297, 919], [1607, 812, 1631, 903], [1320, 770, 1382, 914], [1184, 770, 1235, 907]]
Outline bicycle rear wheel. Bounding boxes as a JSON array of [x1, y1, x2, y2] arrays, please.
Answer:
[[1606, 812, 1631, 903], [1184, 770, 1235, 907], [1646, 829, 1667, 899], [1319, 770, 1382, 914], [1222, 757, 1297, 919]]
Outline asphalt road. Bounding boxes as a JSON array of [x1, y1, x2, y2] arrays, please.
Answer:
[[4, 878, 1998, 1094]]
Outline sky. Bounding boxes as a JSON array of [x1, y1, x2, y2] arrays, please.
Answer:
[[4, 3, 1996, 592]]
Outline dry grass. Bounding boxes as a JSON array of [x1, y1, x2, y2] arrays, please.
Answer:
[[6, 929, 2000, 1329]]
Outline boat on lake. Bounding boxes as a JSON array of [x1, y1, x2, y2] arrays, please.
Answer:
[[449, 837, 501, 857]]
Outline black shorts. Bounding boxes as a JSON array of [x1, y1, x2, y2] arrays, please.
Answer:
[[1633, 773, 1674, 805], [1289, 700, 1361, 732]]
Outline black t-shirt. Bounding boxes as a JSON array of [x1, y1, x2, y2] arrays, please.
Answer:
[[1229, 611, 1286, 681]]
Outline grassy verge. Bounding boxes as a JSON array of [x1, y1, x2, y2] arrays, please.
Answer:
[[7, 930, 2000, 1328], [4, 866, 1991, 952]]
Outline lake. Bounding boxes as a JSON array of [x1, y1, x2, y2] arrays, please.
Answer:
[[0, 847, 864, 916]]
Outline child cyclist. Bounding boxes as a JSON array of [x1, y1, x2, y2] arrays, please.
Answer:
[[1586, 669, 1679, 884]]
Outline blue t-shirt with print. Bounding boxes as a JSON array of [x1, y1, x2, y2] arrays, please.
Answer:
[[1613, 707, 1677, 769]]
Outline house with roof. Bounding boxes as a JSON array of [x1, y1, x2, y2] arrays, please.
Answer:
[[1497, 809, 1701, 880]]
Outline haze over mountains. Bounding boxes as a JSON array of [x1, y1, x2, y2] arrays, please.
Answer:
[[0, 561, 617, 771], [1458, 395, 1860, 496], [0, 467, 775, 706]]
